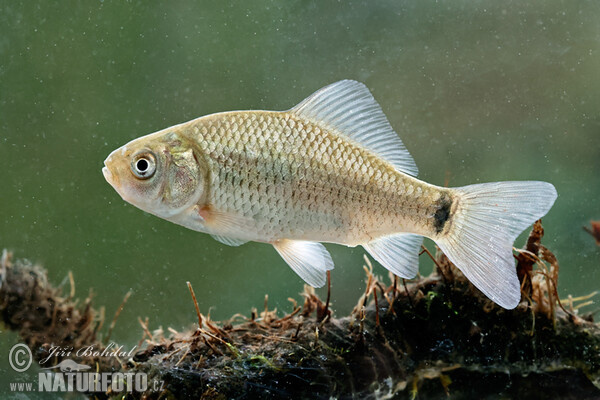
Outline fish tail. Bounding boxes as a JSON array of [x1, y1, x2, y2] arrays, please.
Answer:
[[435, 181, 557, 309]]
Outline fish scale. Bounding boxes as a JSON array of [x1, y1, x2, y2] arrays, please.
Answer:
[[182, 111, 439, 245]]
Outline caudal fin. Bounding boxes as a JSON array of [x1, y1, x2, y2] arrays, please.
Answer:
[[435, 181, 557, 309]]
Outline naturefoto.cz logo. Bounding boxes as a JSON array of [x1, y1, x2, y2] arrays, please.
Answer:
[[8, 343, 164, 394]]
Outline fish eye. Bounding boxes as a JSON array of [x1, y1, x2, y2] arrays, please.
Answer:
[[131, 151, 156, 179]]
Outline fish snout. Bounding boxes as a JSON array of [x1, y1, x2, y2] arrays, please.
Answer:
[[102, 165, 113, 183], [102, 152, 121, 187]]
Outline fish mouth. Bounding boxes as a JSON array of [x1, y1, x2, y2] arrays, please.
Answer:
[[102, 146, 129, 188], [102, 166, 113, 183], [102, 160, 119, 188]]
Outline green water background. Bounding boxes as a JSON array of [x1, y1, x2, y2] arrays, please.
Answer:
[[1, 1, 599, 397]]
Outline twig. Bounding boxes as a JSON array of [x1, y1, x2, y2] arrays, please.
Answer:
[[264, 294, 269, 318], [291, 321, 302, 341], [105, 290, 132, 344], [277, 306, 302, 323], [421, 245, 447, 281], [324, 271, 331, 318], [185, 282, 238, 354], [137, 317, 153, 343], [175, 346, 191, 367], [561, 291, 598, 311], [187, 281, 203, 329], [535, 270, 571, 317], [94, 305, 105, 336], [373, 287, 380, 327], [68, 271, 75, 299]]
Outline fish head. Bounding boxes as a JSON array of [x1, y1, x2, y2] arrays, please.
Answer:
[[103, 131, 206, 218]]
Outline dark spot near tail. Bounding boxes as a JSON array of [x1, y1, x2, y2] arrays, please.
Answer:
[[434, 197, 452, 233]]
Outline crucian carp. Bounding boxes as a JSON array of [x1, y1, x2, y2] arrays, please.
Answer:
[[103, 80, 557, 309]]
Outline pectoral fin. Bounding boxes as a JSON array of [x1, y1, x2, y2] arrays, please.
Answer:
[[195, 204, 254, 236], [273, 239, 334, 287], [211, 235, 248, 247], [183, 205, 251, 246]]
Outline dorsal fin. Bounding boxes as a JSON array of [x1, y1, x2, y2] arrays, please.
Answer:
[[290, 80, 418, 177]]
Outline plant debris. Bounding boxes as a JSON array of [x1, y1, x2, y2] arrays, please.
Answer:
[[1, 221, 599, 399], [0, 250, 121, 374], [584, 220, 600, 246]]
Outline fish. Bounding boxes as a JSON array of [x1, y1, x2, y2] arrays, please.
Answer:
[[102, 80, 557, 309]]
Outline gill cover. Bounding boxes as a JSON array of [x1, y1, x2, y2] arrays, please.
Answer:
[[163, 147, 203, 210]]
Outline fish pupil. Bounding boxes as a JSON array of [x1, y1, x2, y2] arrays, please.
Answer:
[[136, 159, 149, 173]]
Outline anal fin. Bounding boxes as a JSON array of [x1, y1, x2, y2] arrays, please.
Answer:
[[362, 233, 423, 278], [273, 239, 334, 288]]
